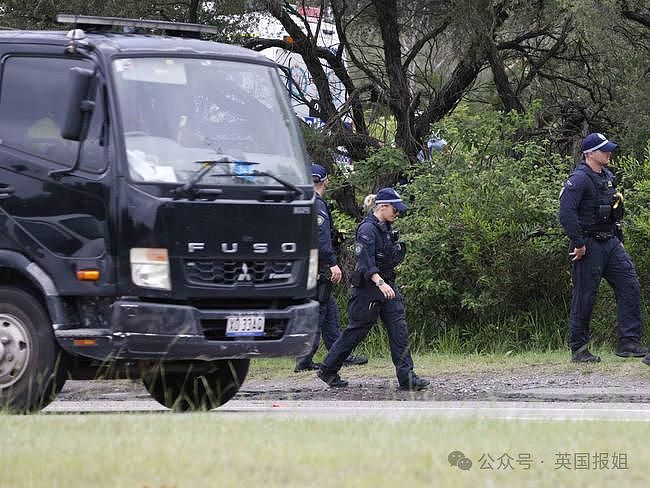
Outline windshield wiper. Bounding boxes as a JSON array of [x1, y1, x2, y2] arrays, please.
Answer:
[[249, 170, 303, 199], [175, 158, 303, 201], [221, 169, 302, 200], [173, 155, 247, 198]]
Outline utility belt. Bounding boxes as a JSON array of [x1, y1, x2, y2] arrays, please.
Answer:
[[584, 231, 616, 242], [350, 269, 396, 287], [349, 270, 385, 303]]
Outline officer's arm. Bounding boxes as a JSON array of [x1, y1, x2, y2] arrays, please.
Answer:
[[357, 224, 396, 299], [559, 174, 586, 248], [317, 201, 336, 267], [356, 224, 379, 281]]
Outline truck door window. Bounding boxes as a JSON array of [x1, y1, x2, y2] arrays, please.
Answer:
[[78, 85, 107, 173], [0, 56, 106, 173]]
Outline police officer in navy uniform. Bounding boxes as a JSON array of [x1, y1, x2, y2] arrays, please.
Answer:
[[294, 164, 368, 372], [317, 188, 429, 390], [559, 132, 648, 362]]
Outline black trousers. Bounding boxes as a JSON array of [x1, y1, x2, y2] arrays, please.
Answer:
[[296, 294, 341, 366], [569, 237, 642, 351], [321, 284, 414, 384]]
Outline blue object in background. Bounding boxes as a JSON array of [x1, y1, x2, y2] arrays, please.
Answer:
[[417, 136, 448, 161], [233, 160, 256, 182]]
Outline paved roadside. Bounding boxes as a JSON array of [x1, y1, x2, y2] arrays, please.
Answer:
[[45, 367, 650, 418], [43, 398, 650, 421]]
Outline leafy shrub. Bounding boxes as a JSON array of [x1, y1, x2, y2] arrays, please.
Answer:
[[329, 107, 650, 353], [398, 158, 570, 346]]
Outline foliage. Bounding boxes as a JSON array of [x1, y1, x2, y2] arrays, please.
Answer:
[[0, 1, 256, 41], [347, 145, 410, 194], [613, 143, 650, 289], [336, 107, 647, 352], [299, 122, 332, 166], [396, 107, 570, 341], [322, 106, 650, 353]]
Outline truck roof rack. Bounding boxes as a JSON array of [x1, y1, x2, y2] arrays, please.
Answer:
[[56, 14, 222, 36]]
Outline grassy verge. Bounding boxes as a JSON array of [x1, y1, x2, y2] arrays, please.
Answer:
[[1, 415, 647, 487], [249, 348, 650, 380]]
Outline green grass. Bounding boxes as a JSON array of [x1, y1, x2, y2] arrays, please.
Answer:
[[249, 348, 650, 381], [4, 350, 650, 486], [1, 415, 648, 487]]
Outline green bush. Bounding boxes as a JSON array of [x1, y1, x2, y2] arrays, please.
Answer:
[[329, 107, 650, 354], [393, 108, 649, 352], [398, 157, 570, 348]]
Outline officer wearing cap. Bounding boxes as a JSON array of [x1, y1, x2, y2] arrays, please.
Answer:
[[317, 188, 429, 390], [294, 164, 368, 372], [559, 132, 648, 362]]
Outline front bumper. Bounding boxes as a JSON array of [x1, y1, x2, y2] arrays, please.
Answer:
[[56, 299, 319, 361]]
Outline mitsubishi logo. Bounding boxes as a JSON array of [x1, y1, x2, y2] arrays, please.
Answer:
[[237, 262, 252, 282]]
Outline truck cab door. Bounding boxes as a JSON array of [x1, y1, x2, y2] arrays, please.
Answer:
[[0, 53, 114, 295]]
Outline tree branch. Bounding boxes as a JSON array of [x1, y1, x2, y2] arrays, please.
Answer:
[[402, 21, 449, 72], [622, 8, 650, 28]]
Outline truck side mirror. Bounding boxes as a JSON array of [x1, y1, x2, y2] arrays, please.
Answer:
[[61, 67, 96, 141]]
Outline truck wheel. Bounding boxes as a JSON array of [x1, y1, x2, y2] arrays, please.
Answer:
[[142, 359, 250, 412], [0, 287, 66, 413]]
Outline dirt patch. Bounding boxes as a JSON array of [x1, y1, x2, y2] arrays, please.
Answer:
[[57, 366, 650, 404]]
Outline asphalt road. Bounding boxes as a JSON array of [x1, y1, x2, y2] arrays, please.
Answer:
[[43, 398, 650, 421]]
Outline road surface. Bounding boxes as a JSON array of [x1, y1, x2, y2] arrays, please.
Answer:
[[43, 398, 650, 421]]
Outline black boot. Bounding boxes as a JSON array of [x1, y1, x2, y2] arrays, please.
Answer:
[[294, 361, 321, 373], [343, 354, 368, 366], [317, 368, 349, 388], [399, 373, 430, 391], [615, 338, 649, 358], [571, 345, 601, 363]]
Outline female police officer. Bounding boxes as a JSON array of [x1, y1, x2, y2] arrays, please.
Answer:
[[317, 188, 430, 390]]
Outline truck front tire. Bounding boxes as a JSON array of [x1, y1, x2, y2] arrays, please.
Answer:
[[0, 286, 66, 413], [142, 359, 250, 411]]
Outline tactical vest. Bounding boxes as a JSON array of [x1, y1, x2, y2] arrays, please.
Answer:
[[357, 217, 397, 281], [574, 164, 623, 233]]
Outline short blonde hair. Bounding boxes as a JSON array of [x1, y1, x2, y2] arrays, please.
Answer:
[[363, 194, 376, 213]]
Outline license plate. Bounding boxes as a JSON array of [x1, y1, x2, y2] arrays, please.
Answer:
[[225, 315, 265, 337]]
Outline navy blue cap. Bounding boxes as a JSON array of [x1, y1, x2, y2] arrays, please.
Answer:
[[375, 187, 408, 213], [311, 163, 328, 182], [581, 132, 618, 153]]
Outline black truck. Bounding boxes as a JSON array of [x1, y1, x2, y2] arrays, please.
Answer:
[[0, 15, 319, 412]]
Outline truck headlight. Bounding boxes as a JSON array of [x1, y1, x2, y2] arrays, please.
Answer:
[[307, 248, 318, 290], [130, 248, 171, 290]]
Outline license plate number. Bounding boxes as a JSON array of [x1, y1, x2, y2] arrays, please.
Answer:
[[226, 315, 265, 337]]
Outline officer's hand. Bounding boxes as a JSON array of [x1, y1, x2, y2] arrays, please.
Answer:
[[379, 282, 396, 300], [329, 265, 342, 284], [569, 245, 586, 261]]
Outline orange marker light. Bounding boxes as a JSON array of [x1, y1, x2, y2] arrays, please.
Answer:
[[73, 339, 97, 347], [76, 270, 101, 281], [145, 248, 169, 262]]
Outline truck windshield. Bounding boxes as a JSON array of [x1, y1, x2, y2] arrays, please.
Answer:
[[112, 57, 310, 186]]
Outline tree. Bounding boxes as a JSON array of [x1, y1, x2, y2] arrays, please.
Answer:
[[3, 1, 648, 171], [0, 1, 253, 33]]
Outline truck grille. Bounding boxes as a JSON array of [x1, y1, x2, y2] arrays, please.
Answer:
[[184, 259, 293, 286]]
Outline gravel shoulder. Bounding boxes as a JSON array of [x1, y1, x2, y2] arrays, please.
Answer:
[[56, 354, 650, 404]]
